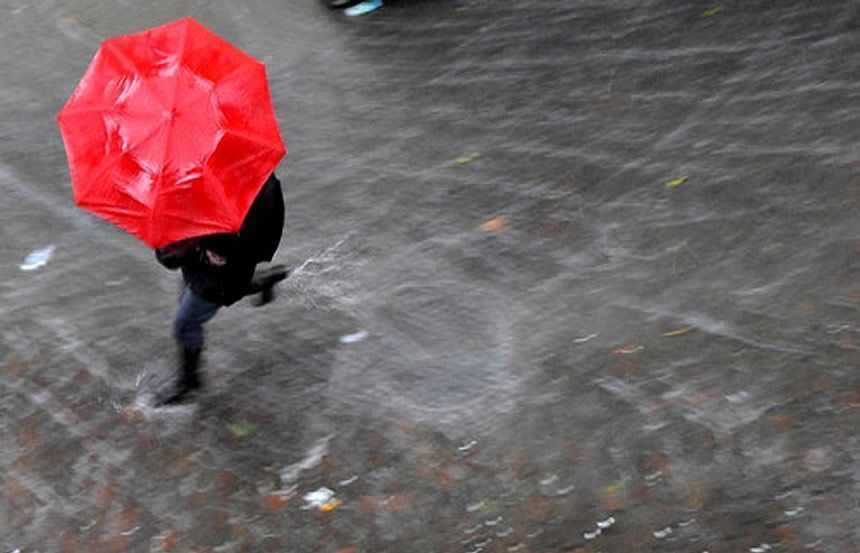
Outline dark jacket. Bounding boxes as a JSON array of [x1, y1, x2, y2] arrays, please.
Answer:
[[156, 174, 285, 306]]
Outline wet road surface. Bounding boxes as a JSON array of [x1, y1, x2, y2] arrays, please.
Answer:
[[1, 0, 859, 551]]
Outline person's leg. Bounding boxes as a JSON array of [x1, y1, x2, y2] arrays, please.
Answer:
[[155, 288, 220, 406], [173, 287, 220, 351], [248, 264, 289, 306]]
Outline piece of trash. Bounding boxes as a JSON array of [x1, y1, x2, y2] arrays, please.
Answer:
[[574, 333, 599, 343], [663, 327, 693, 337], [584, 528, 602, 540], [340, 330, 369, 344], [644, 470, 663, 483], [678, 518, 696, 527], [785, 507, 804, 517], [345, 0, 382, 16], [750, 545, 772, 553], [703, 5, 724, 17], [666, 177, 688, 188], [653, 526, 673, 539], [539, 474, 558, 487], [554, 484, 575, 496], [228, 421, 254, 437], [303, 487, 336, 509], [611, 343, 641, 355], [456, 152, 482, 164], [458, 440, 478, 452], [484, 516, 503, 527], [597, 516, 616, 529], [20, 245, 55, 271], [320, 498, 343, 512], [725, 391, 750, 404], [467, 500, 488, 513], [338, 476, 359, 486], [480, 216, 508, 232]]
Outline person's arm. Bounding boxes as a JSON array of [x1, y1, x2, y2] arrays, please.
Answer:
[[155, 238, 199, 270]]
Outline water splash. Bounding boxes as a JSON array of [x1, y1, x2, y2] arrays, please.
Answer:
[[287, 236, 363, 312]]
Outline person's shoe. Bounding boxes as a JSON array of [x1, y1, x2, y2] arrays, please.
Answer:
[[153, 347, 202, 406], [249, 265, 289, 306]]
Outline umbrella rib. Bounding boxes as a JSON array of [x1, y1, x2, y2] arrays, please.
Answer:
[[149, 19, 193, 245], [222, 127, 284, 153]]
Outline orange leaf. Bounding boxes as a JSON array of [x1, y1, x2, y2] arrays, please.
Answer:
[[320, 498, 343, 512], [480, 216, 508, 232], [662, 327, 693, 337]]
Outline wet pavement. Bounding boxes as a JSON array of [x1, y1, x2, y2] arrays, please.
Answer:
[[2, 0, 860, 551]]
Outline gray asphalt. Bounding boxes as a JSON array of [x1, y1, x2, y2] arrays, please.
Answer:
[[1, 0, 859, 551]]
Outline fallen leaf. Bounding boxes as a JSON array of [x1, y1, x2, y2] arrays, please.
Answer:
[[662, 327, 693, 337], [666, 177, 688, 188], [703, 5, 724, 17], [228, 421, 254, 437], [320, 498, 343, 512], [456, 152, 482, 164], [611, 343, 640, 355], [480, 216, 508, 232], [263, 492, 292, 510]]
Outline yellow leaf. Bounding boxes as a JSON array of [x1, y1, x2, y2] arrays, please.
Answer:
[[229, 421, 254, 437], [666, 177, 688, 188], [703, 6, 724, 17], [662, 327, 693, 337], [456, 152, 482, 164]]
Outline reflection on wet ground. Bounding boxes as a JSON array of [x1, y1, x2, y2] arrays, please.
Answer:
[[1, 0, 859, 551]]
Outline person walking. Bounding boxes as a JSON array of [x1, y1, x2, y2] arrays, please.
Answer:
[[153, 173, 288, 406]]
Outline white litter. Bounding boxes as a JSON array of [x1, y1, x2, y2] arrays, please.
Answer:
[[574, 333, 598, 343], [20, 245, 55, 271], [340, 330, 369, 344], [653, 526, 673, 539], [302, 487, 335, 509]]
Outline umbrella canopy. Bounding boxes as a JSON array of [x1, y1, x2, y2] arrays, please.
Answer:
[[57, 17, 286, 248]]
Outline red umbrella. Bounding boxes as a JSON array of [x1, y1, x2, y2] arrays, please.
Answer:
[[57, 18, 286, 248]]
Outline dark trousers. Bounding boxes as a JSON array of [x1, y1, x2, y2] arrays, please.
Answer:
[[173, 286, 220, 351]]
